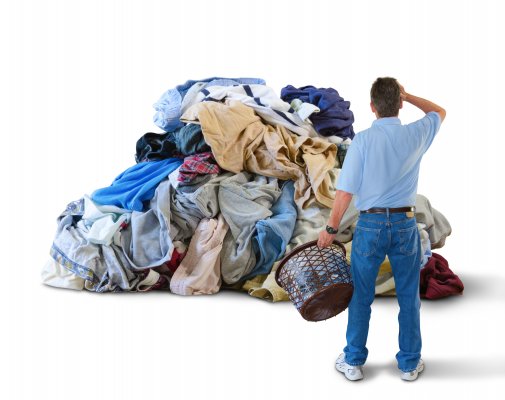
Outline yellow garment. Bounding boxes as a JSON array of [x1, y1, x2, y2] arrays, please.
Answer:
[[245, 268, 289, 302], [375, 258, 396, 295], [378, 259, 392, 275], [380, 288, 397, 296], [241, 273, 268, 292], [181, 101, 337, 209], [344, 241, 352, 262]]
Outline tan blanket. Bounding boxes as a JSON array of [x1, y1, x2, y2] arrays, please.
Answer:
[[181, 100, 337, 209]]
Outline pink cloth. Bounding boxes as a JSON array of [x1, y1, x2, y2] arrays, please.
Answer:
[[420, 253, 464, 299], [170, 215, 229, 295]]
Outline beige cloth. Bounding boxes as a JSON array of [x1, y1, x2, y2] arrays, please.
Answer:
[[170, 214, 229, 295], [41, 259, 85, 291], [136, 269, 166, 292], [181, 101, 337, 209]]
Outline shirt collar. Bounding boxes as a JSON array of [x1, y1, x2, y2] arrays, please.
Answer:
[[372, 117, 401, 126]]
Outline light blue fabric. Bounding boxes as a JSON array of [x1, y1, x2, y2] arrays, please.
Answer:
[[153, 77, 266, 132], [242, 181, 297, 281], [50, 180, 180, 292], [92, 158, 183, 212], [219, 172, 281, 284], [336, 112, 441, 210]]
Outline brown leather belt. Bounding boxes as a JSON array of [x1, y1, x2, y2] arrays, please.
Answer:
[[360, 206, 415, 214]]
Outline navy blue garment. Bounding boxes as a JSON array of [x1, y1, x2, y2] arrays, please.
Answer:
[[135, 132, 178, 163], [92, 158, 183, 212], [174, 123, 211, 156], [135, 124, 210, 163], [241, 181, 297, 281], [280, 85, 355, 139]]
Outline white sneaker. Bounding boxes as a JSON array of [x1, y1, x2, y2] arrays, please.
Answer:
[[335, 353, 363, 381], [400, 359, 425, 381]]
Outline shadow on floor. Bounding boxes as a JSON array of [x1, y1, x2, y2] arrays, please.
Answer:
[[359, 357, 505, 380], [415, 356, 505, 380], [456, 273, 505, 301]]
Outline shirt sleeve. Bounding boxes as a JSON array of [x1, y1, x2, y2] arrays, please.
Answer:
[[409, 111, 442, 153], [336, 138, 363, 195]]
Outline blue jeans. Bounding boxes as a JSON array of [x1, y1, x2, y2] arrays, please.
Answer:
[[344, 211, 422, 372]]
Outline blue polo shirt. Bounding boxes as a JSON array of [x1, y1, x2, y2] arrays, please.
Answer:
[[336, 112, 441, 210]]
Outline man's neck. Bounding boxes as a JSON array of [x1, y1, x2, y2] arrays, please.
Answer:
[[375, 113, 399, 119]]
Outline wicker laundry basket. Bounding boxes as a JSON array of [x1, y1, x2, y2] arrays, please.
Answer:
[[275, 240, 353, 322]]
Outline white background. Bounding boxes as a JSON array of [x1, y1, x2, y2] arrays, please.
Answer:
[[1, 0, 504, 398]]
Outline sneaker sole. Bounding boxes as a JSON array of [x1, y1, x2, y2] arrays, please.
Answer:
[[401, 363, 425, 381], [335, 362, 363, 381]]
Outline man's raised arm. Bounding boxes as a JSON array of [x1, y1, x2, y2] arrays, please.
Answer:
[[399, 84, 446, 122]]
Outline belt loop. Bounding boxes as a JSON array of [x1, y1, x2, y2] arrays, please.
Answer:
[[386, 208, 390, 219]]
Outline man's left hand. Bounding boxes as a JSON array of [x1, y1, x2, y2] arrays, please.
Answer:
[[318, 230, 336, 248]]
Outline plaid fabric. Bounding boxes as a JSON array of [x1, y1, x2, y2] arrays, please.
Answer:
[[178, 152, 221, 183]]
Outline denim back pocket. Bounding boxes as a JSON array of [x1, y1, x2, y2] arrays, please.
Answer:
[[399, 225, 418, 256], [354, 225, 381, 257]]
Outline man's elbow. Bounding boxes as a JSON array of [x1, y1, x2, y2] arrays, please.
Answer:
[[438, 108, 446, 122], [336, 189, 353, 201]]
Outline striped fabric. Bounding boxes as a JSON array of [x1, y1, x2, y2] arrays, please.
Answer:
[[192, 84, 319, 137]]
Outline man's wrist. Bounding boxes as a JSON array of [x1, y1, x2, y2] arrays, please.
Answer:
[[326, 225, 339, 234]]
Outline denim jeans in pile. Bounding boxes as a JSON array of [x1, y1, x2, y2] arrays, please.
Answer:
[[344, 211, 422, 372]]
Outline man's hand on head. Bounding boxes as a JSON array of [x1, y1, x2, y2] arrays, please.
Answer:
[[399, 83, 408, 100]]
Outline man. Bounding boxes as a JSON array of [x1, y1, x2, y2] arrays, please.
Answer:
[[317, 77, 445, 382]]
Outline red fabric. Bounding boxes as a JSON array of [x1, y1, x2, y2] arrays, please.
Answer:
[[420, 253, 464, 299], [164, 248, 186, 274], [178, 152, 221, 183], [147, 274, 170, 291]]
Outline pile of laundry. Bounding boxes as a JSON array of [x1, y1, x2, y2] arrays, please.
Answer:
[[42, 77, 463, 301]]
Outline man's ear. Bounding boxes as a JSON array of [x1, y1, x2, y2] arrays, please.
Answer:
[[370, 101, 376, 113], [399, 99, 403, 109]]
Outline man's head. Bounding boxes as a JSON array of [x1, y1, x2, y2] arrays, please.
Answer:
[[370, 77, 402, 118]]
